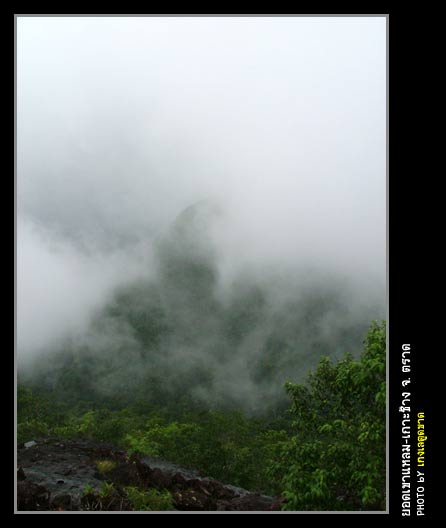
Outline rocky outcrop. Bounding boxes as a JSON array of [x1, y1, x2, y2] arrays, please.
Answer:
[[17, 438, 282, 511], [17, 480, 50, 510]]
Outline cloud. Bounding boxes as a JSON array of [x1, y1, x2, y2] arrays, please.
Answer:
[[17, 16, 386, 377], [17, 216, 152, 362]]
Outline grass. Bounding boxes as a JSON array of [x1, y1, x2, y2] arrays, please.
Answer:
[[124, 486, 173, 511]]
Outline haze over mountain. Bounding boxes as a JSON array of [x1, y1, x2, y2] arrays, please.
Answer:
[[18, 199, 384, 412], [17, 17, 386, 411]]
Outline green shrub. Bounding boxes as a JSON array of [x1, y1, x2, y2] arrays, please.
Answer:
[[275, 321, 386, 511], [99, 482, 116, 498], [17, 418, 50, 444], [124, 486, 173, 511]]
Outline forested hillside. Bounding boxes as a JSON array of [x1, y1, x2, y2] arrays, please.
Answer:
[[18, 313, 386, 510], [19, 203, 382, 412], [18, 204, 386, 510]]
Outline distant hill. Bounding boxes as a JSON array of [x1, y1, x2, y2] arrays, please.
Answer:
[[21, 201, 385, 413]]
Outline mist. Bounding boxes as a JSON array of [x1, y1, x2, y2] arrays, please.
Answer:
[[17, 16, 386, 410]]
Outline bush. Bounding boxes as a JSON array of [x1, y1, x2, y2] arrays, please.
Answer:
[[17, 418, 50, 444], [276, 321, 386, 511], [124, 486, 173, 511]]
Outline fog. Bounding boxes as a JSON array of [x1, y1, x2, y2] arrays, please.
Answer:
[[17, 17, 386, 407]]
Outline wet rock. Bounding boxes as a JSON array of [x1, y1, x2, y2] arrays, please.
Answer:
[[17, 438, 278, 511], [217, 493, 277, 511], [173, 488, 211, 510], [107, 462, 142, 488], [270, 496, 286, 511], [147, 466, 173, 489], [51, 493, 73, 511], [17, 480, 50, 511]]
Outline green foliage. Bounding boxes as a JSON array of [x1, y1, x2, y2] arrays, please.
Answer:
[[17, 386, 67, 443], [82, 483, 94, 496], [125, 420, 200, 459], [17, 320, 386, 509], [17, 418, 50, 444], [99, 482, 116, 499], [276, 321, 386, 511], [124, 486, 173, 511], [123, 411, 286, 494], [96, 460, 117, 474], [17, 384, 287, 495]]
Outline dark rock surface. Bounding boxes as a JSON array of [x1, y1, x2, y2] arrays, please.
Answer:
[[17, 480, 50, 510], [17, 438, 281, 511]]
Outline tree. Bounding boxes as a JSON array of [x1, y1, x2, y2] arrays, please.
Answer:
[[276, 321, 386, 511]]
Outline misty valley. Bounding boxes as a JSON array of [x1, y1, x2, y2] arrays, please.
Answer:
[[17, 203, 386, 511], [16, 13, 388, 513]]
